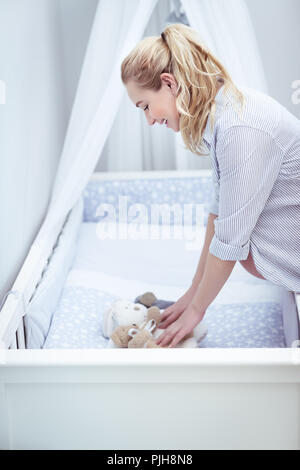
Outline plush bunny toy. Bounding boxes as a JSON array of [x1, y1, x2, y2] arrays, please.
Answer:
[[110, 306, 162, 348], [102, 299, 148, 344], [102, 298, 208, 348]]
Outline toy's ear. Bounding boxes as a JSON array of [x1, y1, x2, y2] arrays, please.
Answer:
[[144, 319, 156, 334], [102, 306, 115, 338], [146, 306, 161, 325], [128, 327, 139, 338]]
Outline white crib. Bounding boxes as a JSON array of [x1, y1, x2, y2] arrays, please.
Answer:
[[0, 170, 300, 450]]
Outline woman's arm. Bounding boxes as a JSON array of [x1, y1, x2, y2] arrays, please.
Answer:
[[192, 211, 237, 313], [157, 213, 219, 329], [191, 253, 236, 314], [192, 212, 218, 286], [156, 213, 236, 347], [156, 252, 236, 347]]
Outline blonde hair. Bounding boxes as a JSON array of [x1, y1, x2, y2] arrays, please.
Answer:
[[121, 23, 244, 156]]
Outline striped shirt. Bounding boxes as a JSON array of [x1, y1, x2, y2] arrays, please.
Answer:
[[203, 84, 300, 292]]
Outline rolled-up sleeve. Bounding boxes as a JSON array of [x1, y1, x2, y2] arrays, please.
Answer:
[[209, 125, 284, 261]]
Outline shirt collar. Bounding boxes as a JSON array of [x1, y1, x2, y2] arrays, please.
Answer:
[[202, 84, 227, 149]]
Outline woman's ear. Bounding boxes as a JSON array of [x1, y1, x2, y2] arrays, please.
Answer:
[[161, 73, 177, 90]]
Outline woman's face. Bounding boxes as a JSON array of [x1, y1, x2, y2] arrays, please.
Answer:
[[126, 73, 181, 132]]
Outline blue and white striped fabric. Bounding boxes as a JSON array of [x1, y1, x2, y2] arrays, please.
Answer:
[[203, 84, 300, 292]]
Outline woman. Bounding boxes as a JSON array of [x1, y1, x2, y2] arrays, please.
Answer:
[[121, 24, 300, 348]]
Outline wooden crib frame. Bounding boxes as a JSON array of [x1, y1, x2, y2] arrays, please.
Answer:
[[0, 169, 300, 450]]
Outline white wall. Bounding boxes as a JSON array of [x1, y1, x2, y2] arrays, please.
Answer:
[[246, 0, 300, 118], [0, 0, 97, 302], [58, 0, 98, 116]]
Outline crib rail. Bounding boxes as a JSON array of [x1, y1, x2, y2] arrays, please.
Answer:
[[0, 200, 79, 350], [0, 291, 27, 349], [296, 292, 300, 330], [90, 169, 213, 180]]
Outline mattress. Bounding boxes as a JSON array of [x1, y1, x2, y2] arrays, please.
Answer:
[[43, 222, 286, 349]]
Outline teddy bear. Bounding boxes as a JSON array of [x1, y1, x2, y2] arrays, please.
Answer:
[[102, 296, 208, 348]]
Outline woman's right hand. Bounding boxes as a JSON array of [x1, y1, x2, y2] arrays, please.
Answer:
[[158, 283, 199, 329]]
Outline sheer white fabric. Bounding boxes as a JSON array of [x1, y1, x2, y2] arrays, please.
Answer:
[[19, 0, 159, 303], [38, 0, 159, 243]]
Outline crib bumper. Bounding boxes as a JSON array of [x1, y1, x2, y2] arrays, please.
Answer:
[[24, 197, 84, 348]]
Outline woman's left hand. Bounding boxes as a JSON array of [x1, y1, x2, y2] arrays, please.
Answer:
[[155, 303, 205, 348]]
